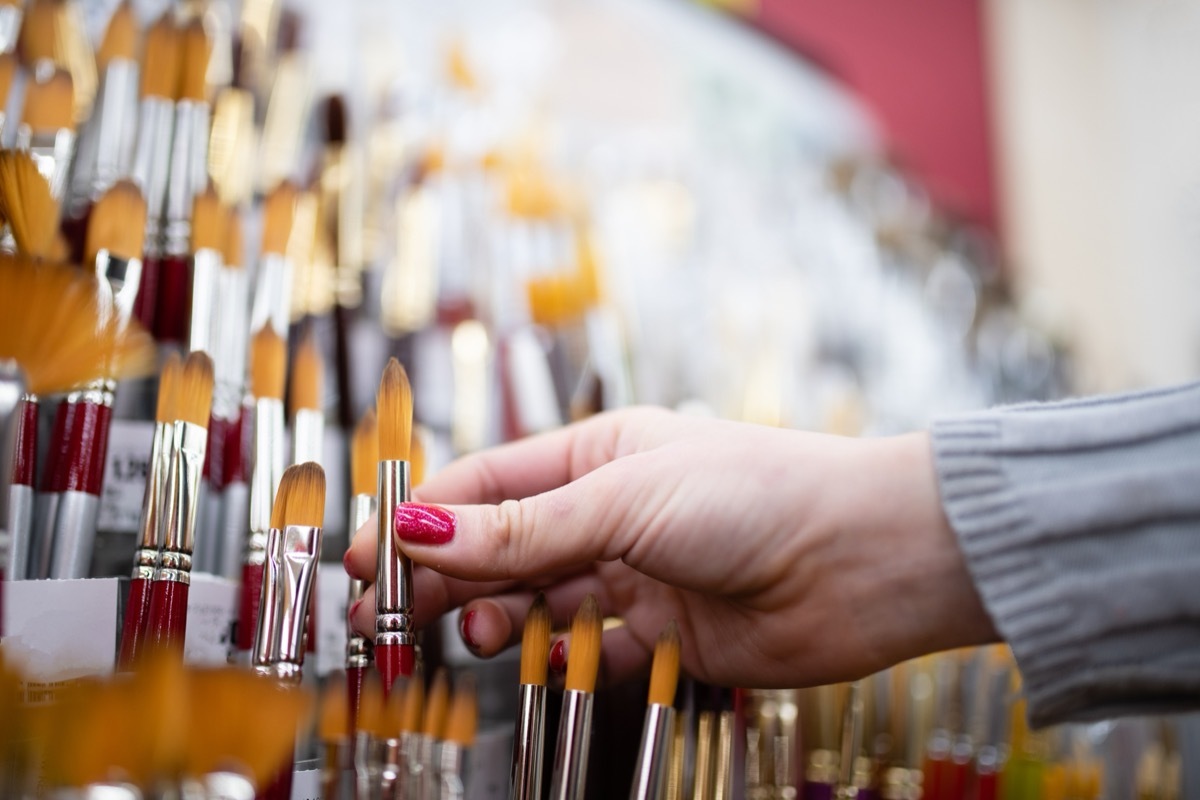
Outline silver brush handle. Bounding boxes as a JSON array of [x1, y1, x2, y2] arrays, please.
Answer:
[[510, 683, 547, 800], [629, 704, 674, 800], [549, 689, 594, 800]]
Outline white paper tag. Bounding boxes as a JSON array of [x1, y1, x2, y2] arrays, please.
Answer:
[[290, 768, 322, 800], [315, 562, 350, 677], [98, 419, 155, 533], [185, 573, 240, 666], [2, 578, 120, 680]]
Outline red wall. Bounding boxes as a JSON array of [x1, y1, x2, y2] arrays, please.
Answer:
[[754, 0, 996, 230]]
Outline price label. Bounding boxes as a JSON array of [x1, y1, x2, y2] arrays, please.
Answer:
[[98, 419, 155, 533]]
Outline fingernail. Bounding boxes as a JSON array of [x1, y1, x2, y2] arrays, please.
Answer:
[[348, 598, 363, 622], [459, 609, 480, 652], [343, 549, 354, 573], [394, 503, 456, 545], [549, 639, 567, 674]]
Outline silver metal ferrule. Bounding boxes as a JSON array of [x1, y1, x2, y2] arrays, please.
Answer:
[[163, 100, 205, 257], [414, 733, 435, 800], [509, 683, 547, 800], [137, 422, 171, 551], [188, 247, 222, 355], [131, 97, 175, 250], [0, 4, 21, 52], [203, 771, 257, 800], [158, 420, 208, 556], [629, 704, 674, 800], [7, 483, 33, 579], [438, 741, 466, 800], [354, 730, 377, 800], [249, 397, 285, 535], [292, 408, 324, 466], [0, 369, 23, 578], [346, 493, 376, 668], [40, 490, 101, 579], [95, 250, 143, 327], [378, 737, 403, 800], [549, 690, 595, 800], [214, 267, 249, 421], [16, 128, 76, 200], [713, 711, 734, 800], [250, 252, 293, 339], [254, 524, 322, 681], [68, 59, 139, 214], [375, 460, 413, 648]]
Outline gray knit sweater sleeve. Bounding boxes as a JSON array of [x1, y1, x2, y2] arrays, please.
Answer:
[[930, 381, 1200, 728]]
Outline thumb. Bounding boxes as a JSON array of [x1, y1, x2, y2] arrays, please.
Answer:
[[393, 460, 640, 582]]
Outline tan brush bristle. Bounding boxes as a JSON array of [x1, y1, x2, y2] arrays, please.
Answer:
[[97, 2, 137, 69], [0, 150, 60, 259], [85, 180, 146, 265], [647, 620, 681, 707], [269, 467, 289, 530], [17, 0, 59, 67], [140, 15, 178, 100], [178, 18, 208, 103], [356, 672, 387, 737], [411, 428, 426, 487], [178, 351, 213, 427], [21, 66, 74, 133], [280, 462, 325, 527], [190, 187, 225, 252], [155, 353, 182, 425], [223, 208, 243, 267], [290, 329, 322, 414], [249, 325, 286, 401], [422, 669, 450, 739], [261, 181, 298, 256], [565, 594, 602, 694], [376, 358, 412, 462], [384, 678, 408, 739], [401, 665, 424, 733], [243, 679, 314, 788], [317, 675, 349, 743], [351, 408, 378, 497], [520, 594, 551, 687], [0, 53, 15, 109], [444, 673, 478, 747]]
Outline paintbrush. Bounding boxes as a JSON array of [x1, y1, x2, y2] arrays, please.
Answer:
[[630, 621, 680, 800], [416, 668, 449, 800], [236, 323, 286, 656], [319, 673, 351, 800], [353, 670, 387, 800], [438, 673, 478, 800], [116, 353, 180, 671], [252, 460, 325, 683], [85, 179, 147, 326], [145, 350, 213, 654], [215, 209, 250, 579], [378, 677, 409, 800], [0, 0, 19, 55], [155, 18, 210, 344], [549, 594, 602, 800], [208, 38, 256, 209], [289, 329, 324, 659], [398, 663, 426, 800], [14, 65, 74, 203], [375, 357, 415, 692], [510, 593, 551, 800], [250, 181, 297, 339], [130, 13, 180, 332], [347, 407, 377, 730]]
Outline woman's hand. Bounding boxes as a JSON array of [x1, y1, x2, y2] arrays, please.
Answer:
[[344, 407, 997, 688]]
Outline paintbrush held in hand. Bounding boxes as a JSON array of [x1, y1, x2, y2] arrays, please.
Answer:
[[550, 594, 602, 800], [511, 593, 552, 800]]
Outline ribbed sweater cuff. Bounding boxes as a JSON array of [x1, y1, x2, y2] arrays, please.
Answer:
[[931, 382, 1200, 727]]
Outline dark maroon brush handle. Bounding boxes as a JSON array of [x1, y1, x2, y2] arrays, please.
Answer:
[[347, 665, 366, 742], [237, 562, 265, 651], [147, 578, 190, 654], [116, 576, 153, 670], [134, 253, 160, 332], [153, 253, 191, 344], [42, 400, 112, 495], [13, 398, 37, 486], [376, 643, 415, 699]]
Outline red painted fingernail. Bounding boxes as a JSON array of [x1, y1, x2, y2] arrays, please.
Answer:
[[394, 503, 456, 545], [348, 598, 363, 621], [549, 639, 567, 674], [460, 609, 480, 652]]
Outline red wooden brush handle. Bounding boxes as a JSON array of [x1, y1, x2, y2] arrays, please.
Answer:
[[42, 400, 112, 494], [376, 643, 414, 697], [13, 398, 37, 487], [117, 576, 153, 670], [237, 562, 265, 651], [346, 665, 367, 736], [259, 749, 294, 800], [134, 253, 160, 332], [153, 253, 191, 343], [147, 578, 190, 653], [204, 415, 225, 486]]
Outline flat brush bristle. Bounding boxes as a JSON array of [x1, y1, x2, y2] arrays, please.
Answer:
[[281, 461, 325, 527], [402, 666, 424, 733], [178, 351, 214, 427], [289, 329, 322, 414], [21, 67, 74, 133], [86, 180, 146, 264], [269, 467, 288, 530], [647, 620, 681, 707], [155, 353, 182, 424], [249, 325, 286, 401], [0, 150, 60, 259], [444, 673, 477, 747], [356, 672, 387, 737], [223, 209, 243, 268], [520, 594, 551, 687], [318, 674, 349, 743], [0, 53, 16, 108], [18, 0, 59, 67], [178, 19, 208, 103], [97, 2, 137, 68], [190, 188, 225, 253], [384, 678, 408, 738], [376, 358, 412, 462], [261, 181, 297, 257], [140, 15, 178, 100], [422, 669, 449, 739], [351, 408, 378, 497], [565, 594, 602, 694]]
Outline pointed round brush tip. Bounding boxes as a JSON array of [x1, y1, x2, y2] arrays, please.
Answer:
[[155, 353, 182, 425], [318, 675, 350, 743], [178, 18, 209, 102], [249, 325, 286, 401], [178, 351, 213, 427], [98, 2, 138, 68], [351, 408, 378, 497], [86, 180, 147, 264], [445, 673, 477, 747], [647, 620, 681, 708], [520, 594, 551, 687], [376, 358, 412, 462], [289, 329, 323, 413], [140, 15, 179, 100], [20, 67, 75, 134], [422, 668, 450, 738], [190, 188, 225, 253], [564, 594, 602, 694], [261, 181, 298, 256]]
